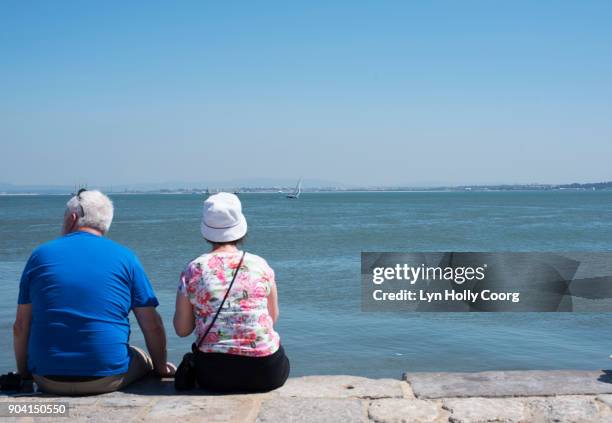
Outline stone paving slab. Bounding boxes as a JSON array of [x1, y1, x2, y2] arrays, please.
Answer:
[[144, 395, 262, 423], [256, 397, 364, 423], [368, 398, 446, 423], [276, 375, 404, 399], [525, 395, 607, 423], [443, 397, 528, 423], [404, 370, 612, 399]]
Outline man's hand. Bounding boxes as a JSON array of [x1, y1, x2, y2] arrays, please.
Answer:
[[156, 362, 177, 378]]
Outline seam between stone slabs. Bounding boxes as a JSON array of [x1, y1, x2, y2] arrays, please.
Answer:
[[360, 399, 370, 423], [595, 395, 612, 409], [575, 395, 611, 415], [594, 398, 610, 417], [431, 399, 450, 423], [399, 381, 415, 399], [135, 398, 156, 422], [248, 396, 265, 423]]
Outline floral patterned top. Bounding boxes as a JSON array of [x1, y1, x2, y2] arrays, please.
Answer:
[[178, 251, 280, 357]]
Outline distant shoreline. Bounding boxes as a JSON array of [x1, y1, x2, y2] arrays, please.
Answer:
[[1, 185, 611, 196], [2, 180, 612, 195]]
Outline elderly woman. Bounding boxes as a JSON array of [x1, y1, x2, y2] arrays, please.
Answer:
[[173, 193, 290, 392]]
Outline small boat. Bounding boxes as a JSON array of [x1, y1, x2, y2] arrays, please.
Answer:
[[286, 179, 302, 199]]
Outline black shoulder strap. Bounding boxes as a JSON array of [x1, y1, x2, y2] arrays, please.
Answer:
[[195, 251, 246, 350]]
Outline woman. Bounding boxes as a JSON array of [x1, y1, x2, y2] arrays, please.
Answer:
[[173, 192, 290, 392]]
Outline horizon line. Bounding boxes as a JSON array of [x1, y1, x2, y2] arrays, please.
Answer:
[[1, 179, 612, 194]]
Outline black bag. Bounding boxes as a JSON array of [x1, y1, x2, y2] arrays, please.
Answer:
[[0, 372, 23, 392], [174, 251, 246, 391]]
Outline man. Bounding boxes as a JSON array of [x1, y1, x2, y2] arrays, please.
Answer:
[[13, 189, 175, 395]]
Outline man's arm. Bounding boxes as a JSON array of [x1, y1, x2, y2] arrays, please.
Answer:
[[13, 304, 32, 377], [132, 307, 174, 377]]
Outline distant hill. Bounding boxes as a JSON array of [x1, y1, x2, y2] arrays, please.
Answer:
[[556, 181, 612, 190], [1, 180, 611, 194], [0, 178, 352, 194]]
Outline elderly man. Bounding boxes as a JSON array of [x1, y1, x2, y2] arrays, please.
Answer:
[[13, 189, 175, 395]]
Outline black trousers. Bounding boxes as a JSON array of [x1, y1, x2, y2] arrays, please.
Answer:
[[195, 345, 290, 393]]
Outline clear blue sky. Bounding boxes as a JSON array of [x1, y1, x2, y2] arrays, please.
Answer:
[[1, 1, 611, 187]]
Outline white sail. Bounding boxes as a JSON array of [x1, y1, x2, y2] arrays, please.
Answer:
[[287, 178, 302, 199]]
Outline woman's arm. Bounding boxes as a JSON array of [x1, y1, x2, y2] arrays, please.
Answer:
[[267, 280, 279, 324], [173, 292, 196, 337]]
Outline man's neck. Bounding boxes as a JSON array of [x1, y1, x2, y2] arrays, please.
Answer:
[[76, 227, 104, 237]]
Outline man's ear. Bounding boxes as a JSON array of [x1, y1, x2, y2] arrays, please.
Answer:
[[62, 212, 79, 234], [69, 212, 79, 228]]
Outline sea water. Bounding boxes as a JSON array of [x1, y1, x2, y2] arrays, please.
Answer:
[[1, 191, 611, 377]]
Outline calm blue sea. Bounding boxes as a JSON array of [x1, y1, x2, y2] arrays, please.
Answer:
[[1, 192, 612, 378]]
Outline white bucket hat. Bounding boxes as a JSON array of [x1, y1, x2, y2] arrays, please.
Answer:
[[200, 192, 247, 243]]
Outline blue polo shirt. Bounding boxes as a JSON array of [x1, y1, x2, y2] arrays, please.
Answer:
[[18, 231, 159, 376]]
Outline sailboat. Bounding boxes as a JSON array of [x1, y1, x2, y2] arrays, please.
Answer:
[[286, 179, 302, 199]]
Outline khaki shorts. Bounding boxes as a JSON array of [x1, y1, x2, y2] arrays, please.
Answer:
[[33, 345, 154, 395]]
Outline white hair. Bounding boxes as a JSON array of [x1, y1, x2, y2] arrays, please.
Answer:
[[66, 190, 114, 233]]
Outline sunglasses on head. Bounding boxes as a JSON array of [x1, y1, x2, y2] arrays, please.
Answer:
[[76, 188, 87, 217]]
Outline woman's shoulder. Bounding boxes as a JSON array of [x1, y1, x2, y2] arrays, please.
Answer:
[[183, 253, 221, 275], [244, 252, 272, 269], [243, 253, 275, 282]]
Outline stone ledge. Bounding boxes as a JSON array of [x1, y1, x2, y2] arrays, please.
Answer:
[[404, 369, 612, 399], [1, 371, 612, 422]]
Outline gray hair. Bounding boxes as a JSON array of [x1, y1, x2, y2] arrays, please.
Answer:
[[66, 190, 114, 233]]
